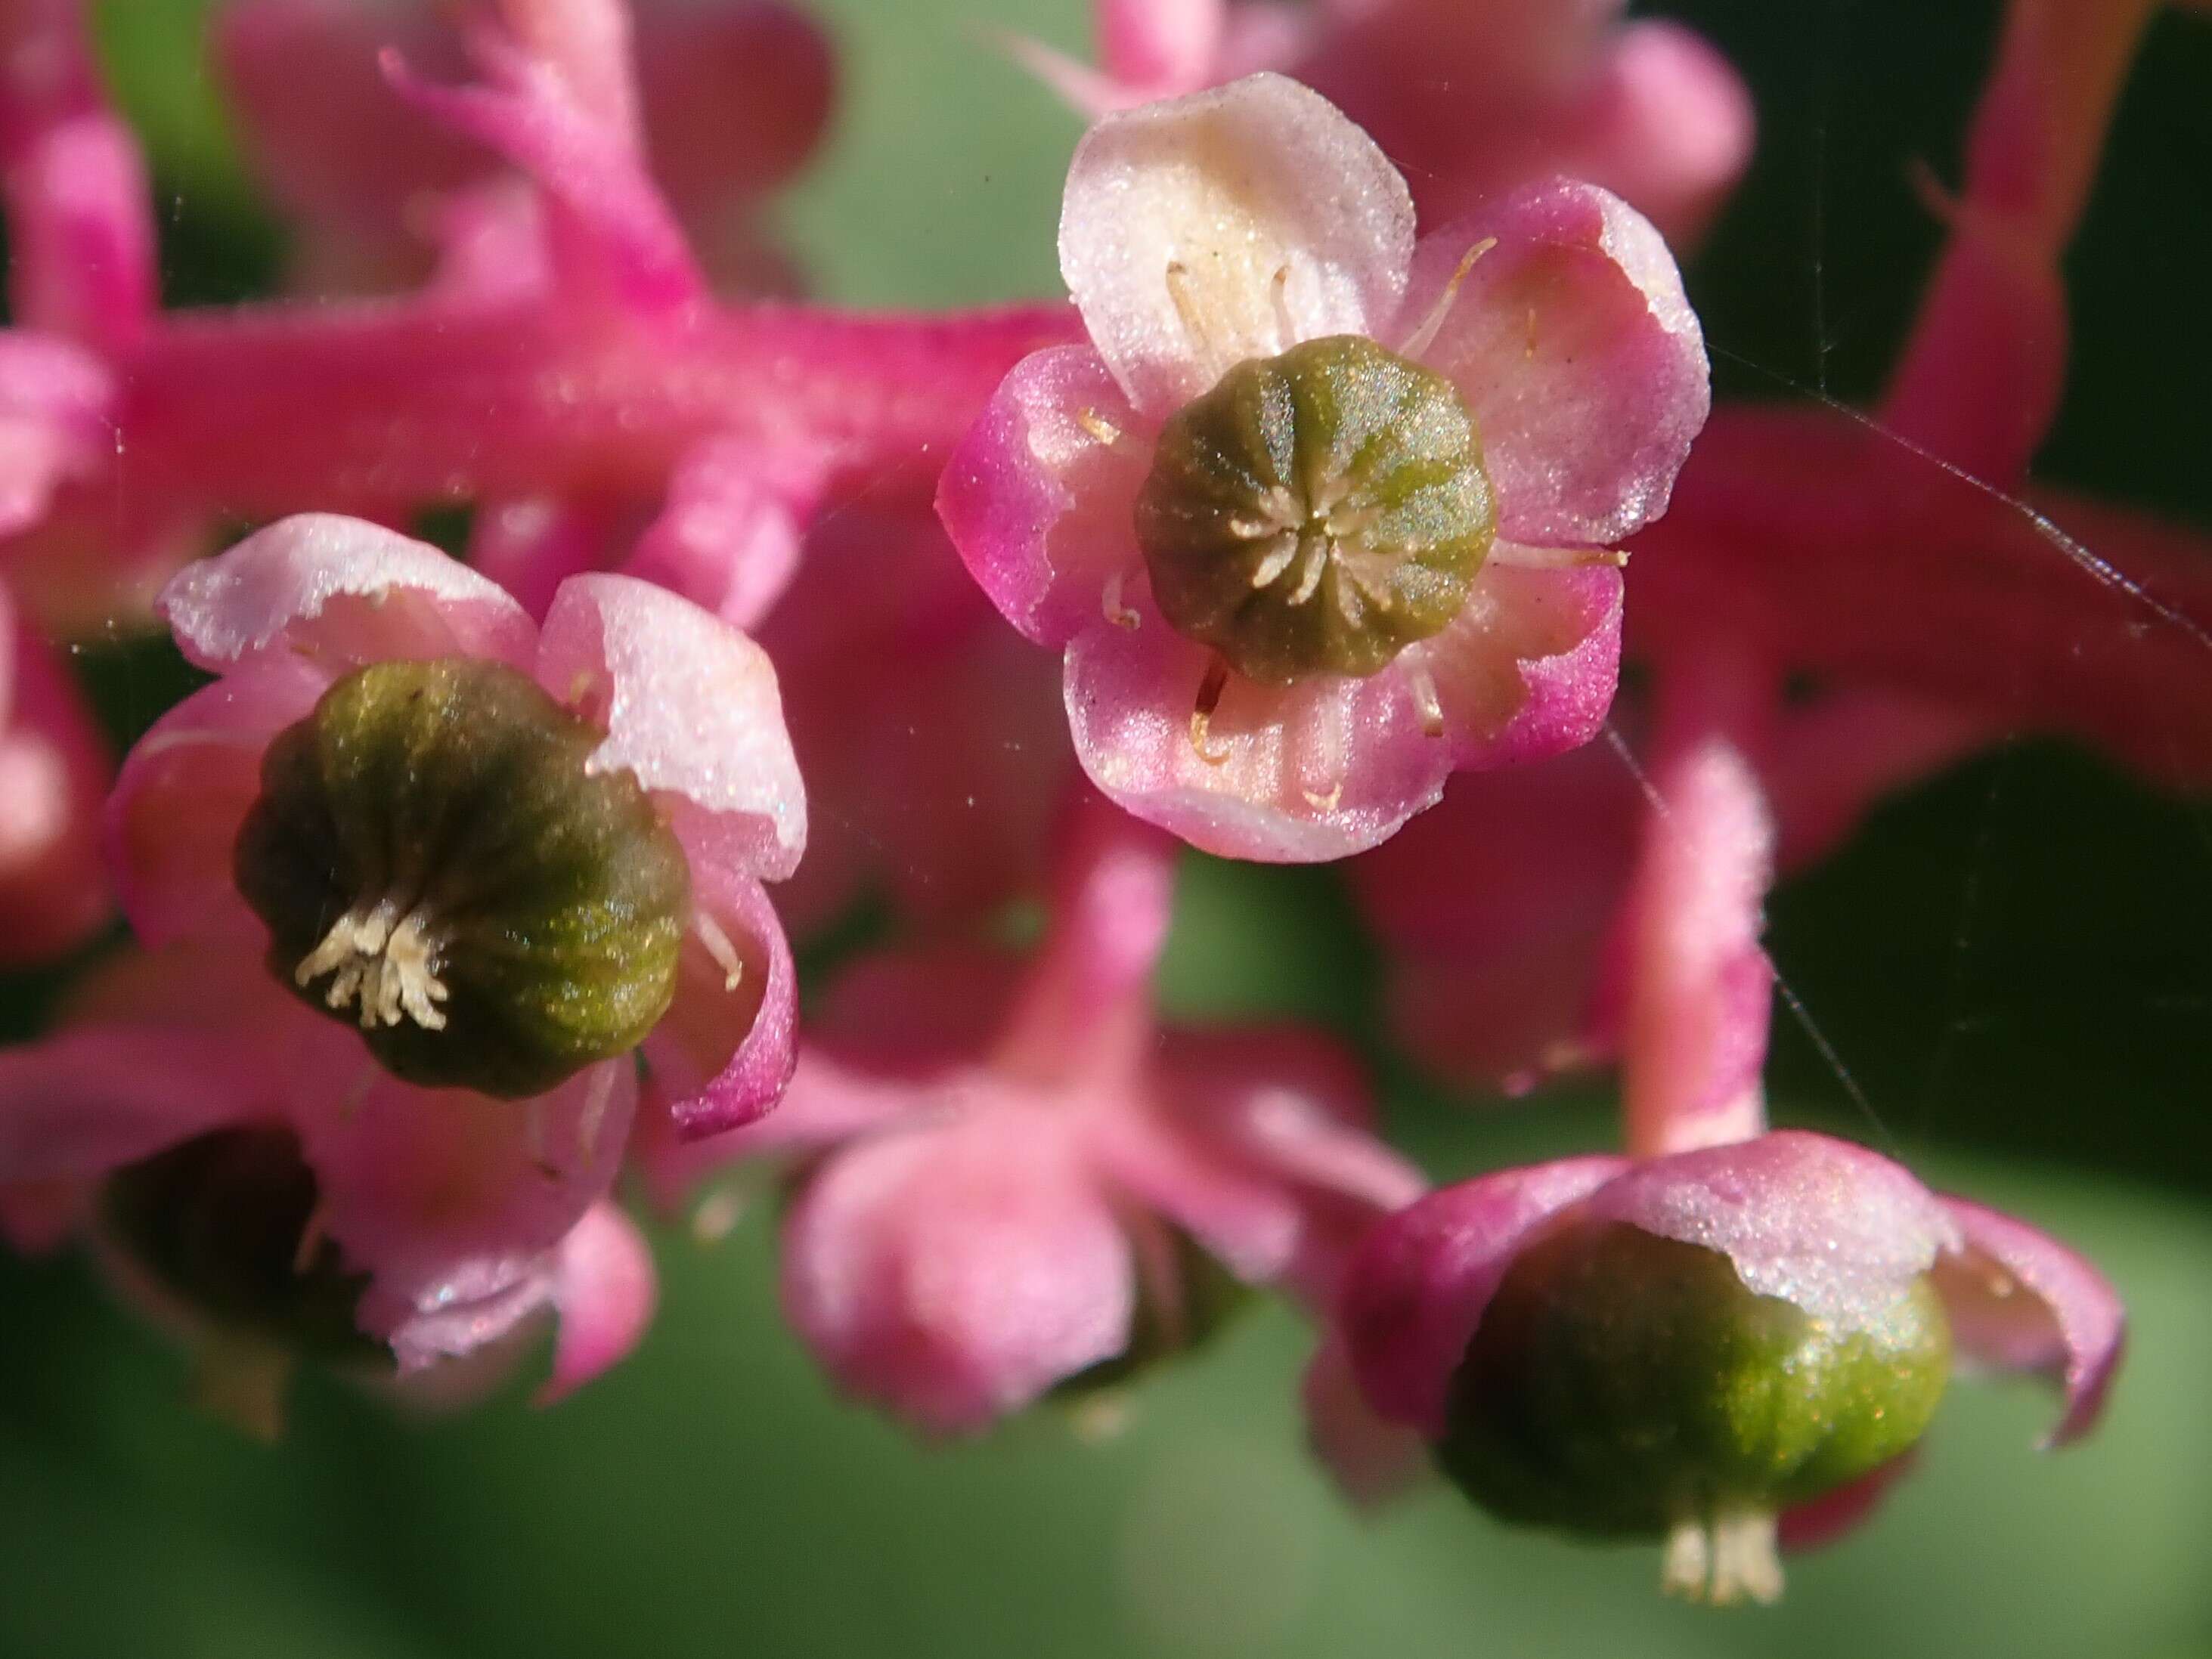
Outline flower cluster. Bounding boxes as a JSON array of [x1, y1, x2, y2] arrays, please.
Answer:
[[0, 0, 2196, 1607]]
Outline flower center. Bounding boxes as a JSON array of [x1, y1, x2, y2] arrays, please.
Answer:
[[1134, 335, 1495, 686], [101, 1127, 385, 1365], [234, 657, 692, 1099]]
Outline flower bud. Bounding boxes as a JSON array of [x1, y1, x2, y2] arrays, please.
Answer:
[[234, 657, 691, 1097], [1135, 335, 1495, 686], [1438, 1218, 1950, 1603]]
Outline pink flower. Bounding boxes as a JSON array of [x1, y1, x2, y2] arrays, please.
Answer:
[[642, 799, 1423, 1433], [938, 74, 1709, 862], [1011, 0, 1755, 247], [0, 943, 655, 1411], [0, 575, 111, 964], [1334, 1128, 2125, 1602], [213, 0, 834, 296], [107, 512, 804, 1137]]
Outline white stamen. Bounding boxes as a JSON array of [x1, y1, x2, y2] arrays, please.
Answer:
[[295, 901, 449, 1032], [1163, 262, 1213, 360], [1399, 237, 1497, 359], [1408, 662, 1445, 738], [694, 909, 747, 993], [1076, 407, 1130, 451], [1662, 1510, 1783, 1607], [1489, 543, 1631, 571], [1102, 570, 1142, 629], [1248, 534, 1301, 590], [1268, 263, 1297, 350]]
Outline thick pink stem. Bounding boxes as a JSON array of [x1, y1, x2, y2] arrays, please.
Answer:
[[26, 295, 1079, 548], [1881, 0, 2161, 481], [1618, 658, 1777, 1160]]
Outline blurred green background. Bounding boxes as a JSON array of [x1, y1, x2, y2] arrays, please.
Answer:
[[5, 1, 2211, 1654]]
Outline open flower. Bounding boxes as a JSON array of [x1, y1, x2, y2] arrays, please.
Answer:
[[107, 512, 804, 1137], [640, 800, 1423, 1432], [0, 943, 655, 1419], [938, 73, 1709, 862], [1334, 1130, 2124, 1604]]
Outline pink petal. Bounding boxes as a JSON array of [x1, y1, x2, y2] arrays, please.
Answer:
[[1061, 599, 1450, 862], [642, 859, 797, 1140], [466, 495, 626, 621], [1777, 1455, 1916, 1554], [1421, 557, 1625, 769], [1095, 0, 1226, 89], [0, 1026, 254, 1184], [1585, 1131, 1960, 1332], [1058, 73, 1414, 414], [536, 1198, 658, 1404], [1339, 1156, 1628, 1435], [935, 342, 1151, 649], [158, 514, 536, 675], [0, 594, 111, 964], [1349, 743, 1642, 1092], [103, 657, 327, 949], [1303, 1330, 1430, 1506], [632, 0, 835, 215], [535, 571, 805, 881], [1403, 179, 1708, 547], [302, 1054, 637, 1368], [382, 30, 705, 314], [621, 439, 823, 630], [0, 330, 113, 538], [780, 1112, 1134, 1433], [1933, 1196, 2125, 1447]]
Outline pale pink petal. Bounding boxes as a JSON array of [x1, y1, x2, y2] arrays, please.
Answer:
[[1061, 600, 1450, 862], [1586, 1132, 1960, 1332], [301, 1053, 637, 1369], [621, 440, 823, 630], [1095, 1107, 1306, 1283], [1556, 20, 1755, 249], [1934, 1196, 2125, 1447], [807, 943, 1027, 1074], [1420, 558, 1625, 769], [1339, 1156, 1628, 1435], [536, 1198, 658, 1404], [0, 599, 111, 963], [1617, 735, 1774, 1159], [0, 330, 113, 538], [935, 343, 1150, 648], [781, 1113, 1134, 1433], [1096, 0, 1226, 89], [103, 657, 327, 948], [642, 859, 797, 1139], [1058, 73, 1414, 413], [158, 514, 536, 675], [0, 1027, 253, 1183], [633, 0, 834, 217], [1404, 180, 1707, 547], [536, 571, 806, 880], [1303, 1331, 1430, 1506], [382, 30, 705, 314]]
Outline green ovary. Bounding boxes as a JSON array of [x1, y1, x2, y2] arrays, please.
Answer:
[[1134, 335, 1495, 686], [1438, 1221, 1952, 1540], [234, 657, 690, 1098]]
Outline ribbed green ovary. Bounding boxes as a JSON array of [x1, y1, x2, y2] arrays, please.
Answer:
[[1438, 1221, 1952, 1539], [1134, 335, 1496, 686], [234, 658, 691, 1099]]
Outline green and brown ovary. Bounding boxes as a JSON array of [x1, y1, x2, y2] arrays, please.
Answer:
[[102, 1127, 386, 1366], [1438, 1221, 1951, 1539], [234, 658, 690, 1099], [1134, 336, 1496, 686]]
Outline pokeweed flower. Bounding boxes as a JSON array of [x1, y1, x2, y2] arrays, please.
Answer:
[[0, 576, 111, 964], [1012, 0, 1755, 248], [107, 512, 804, 1137], [1334, 1129, 2125, 1605], [938, 73, 1710, 862], [0, 944, 655, 1425], [638, 798, 1423, 1433], [213, 0, 835, 296]]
